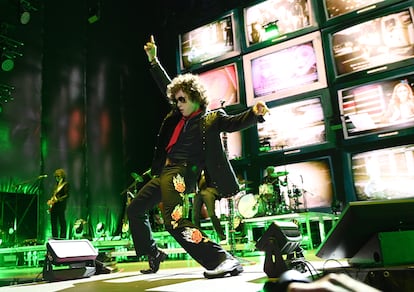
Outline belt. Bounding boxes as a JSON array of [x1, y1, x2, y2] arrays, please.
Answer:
[[165, 158, 188, 167]]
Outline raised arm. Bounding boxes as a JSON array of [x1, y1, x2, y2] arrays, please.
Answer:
[[144, 35, 172, 99]]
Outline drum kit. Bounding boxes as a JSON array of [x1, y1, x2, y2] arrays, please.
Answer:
[[234, 171, 304, 219]]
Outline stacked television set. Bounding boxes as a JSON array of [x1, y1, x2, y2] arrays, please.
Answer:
[[175, 0, 414, 211]]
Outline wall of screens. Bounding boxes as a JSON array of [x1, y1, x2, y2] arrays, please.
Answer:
[[174, 0, 414, 208]]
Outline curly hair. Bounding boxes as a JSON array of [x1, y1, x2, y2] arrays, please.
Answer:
[[166, 73, 209, 110], [54, 168, 66, 179]]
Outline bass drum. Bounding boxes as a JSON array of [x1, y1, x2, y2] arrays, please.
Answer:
[[236, 193, 265, 219]]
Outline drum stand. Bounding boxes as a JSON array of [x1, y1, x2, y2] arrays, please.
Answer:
[[226, 196, 256, 266], [227, 197, 237, 255]]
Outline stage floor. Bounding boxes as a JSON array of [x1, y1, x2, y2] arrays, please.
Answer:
[[0, 251, 341, 292]]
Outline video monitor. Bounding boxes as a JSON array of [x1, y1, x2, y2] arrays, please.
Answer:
[[324, 4, 414, 80], [267, 156, 335, 212], [338, 72, 414, 139], [242, 0, 317, 50], [221, 131, 243, 161], [321, 0, 403, 23], [350, 144, 414, 201], [197, 59, 242, 110], [257, 91, 333, 154], [243, 31, 327, 106], [177, 9, 241, 72]]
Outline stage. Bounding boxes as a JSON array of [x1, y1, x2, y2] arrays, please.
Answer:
[[0, 251, 341, 292], [0, 212, 338, 268], [0, 212, 340, 291], [0, 208, 412, 291]]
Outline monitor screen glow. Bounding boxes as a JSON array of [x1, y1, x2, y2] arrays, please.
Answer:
[[243, 31, 327, 106], [351, 144, 414, 201], [198, 62, 240, 110], [323, 0, 386, 20], [257, 96, 326, 153], [178, 12, 240, 71], [243, 0, 314, 47], [330, 8, 414, 77], [268, 157, 334, 211], [339, 75, 414, 139], [221, 131, 242, 160]]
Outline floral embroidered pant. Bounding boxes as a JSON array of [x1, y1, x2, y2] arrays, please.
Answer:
[[127, 164, 230, 270]]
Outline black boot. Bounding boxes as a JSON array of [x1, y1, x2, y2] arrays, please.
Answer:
[[140, 249, 168, 274]]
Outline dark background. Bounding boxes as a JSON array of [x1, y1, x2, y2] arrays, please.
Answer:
[[0, 0, 251, 244]]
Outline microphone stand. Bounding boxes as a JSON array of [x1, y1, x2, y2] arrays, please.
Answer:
[[226, 192, 255, 266], [300, 175, 308, 212]]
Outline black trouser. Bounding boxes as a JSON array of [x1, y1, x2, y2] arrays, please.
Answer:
[[192, 188, 226, 240], [127, 164, 230, 270], [50, 202, 67, 239]]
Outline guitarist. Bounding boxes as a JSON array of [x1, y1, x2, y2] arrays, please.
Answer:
[[47, 168, 70, 239]]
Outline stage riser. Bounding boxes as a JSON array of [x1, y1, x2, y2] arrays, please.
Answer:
[[0, 212, 337, 267]]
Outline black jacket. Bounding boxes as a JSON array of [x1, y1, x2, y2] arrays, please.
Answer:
[[149, 61, 263, 197]]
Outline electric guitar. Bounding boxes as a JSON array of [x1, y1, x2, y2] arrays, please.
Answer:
[[47, 182, 67, 213], [121, 191, 134, 235]]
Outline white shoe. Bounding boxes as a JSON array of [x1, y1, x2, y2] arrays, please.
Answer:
[[203, 258, 243, 279]]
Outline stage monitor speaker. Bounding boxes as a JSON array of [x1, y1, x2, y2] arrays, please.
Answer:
[[349, 230, 414, 267], [256, 221, 303, 278], [43, 239, 98, 282], [316, 198, 414, 268]]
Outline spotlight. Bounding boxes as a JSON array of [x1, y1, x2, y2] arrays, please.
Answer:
[[19, 0, 38, 25], [88, 1, 101, 24], [1, 57, 14, 71], [263, 20, 280, 40], [256, 221, 306, 278], [95, 222, 105, 238], [20, 11, 30, 25], [0, 83, 15, 113], [73, 219, 86, 239], [0, 35, 24, 72]]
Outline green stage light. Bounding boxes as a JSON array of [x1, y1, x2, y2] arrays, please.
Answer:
[[1, 58, 14, 71]]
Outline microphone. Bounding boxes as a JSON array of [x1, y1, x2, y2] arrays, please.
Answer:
[[38, 174, 48, 179]]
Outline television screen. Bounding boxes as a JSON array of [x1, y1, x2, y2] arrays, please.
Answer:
[[257, 96, 327, 153], [339, 74, 414, 139], [351, 144, 414, 201], [329, 7, 414, 77], [323, 0, 390, 20], [221, 131, 242, 160], [243, 31, 327, 106], [243, 0, 315, 48], [178, 10, 241, 72], [198, 61, 241, 110], [263, 156, 334, 212]]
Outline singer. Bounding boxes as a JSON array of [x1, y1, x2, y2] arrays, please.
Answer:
[[47, 168, 70, 239], [126, 35, 269, 279]]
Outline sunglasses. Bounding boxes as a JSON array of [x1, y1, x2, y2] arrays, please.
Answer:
[[173, 96, 187, 104]]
